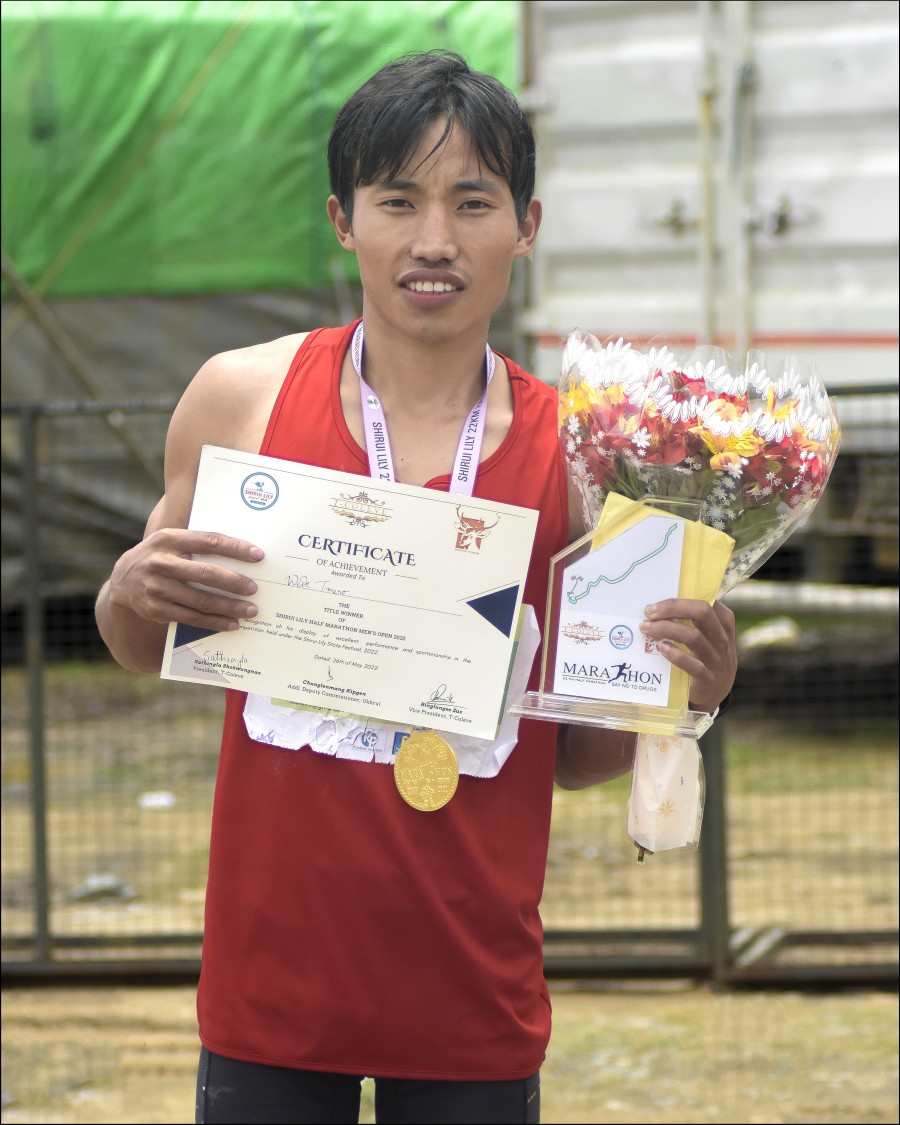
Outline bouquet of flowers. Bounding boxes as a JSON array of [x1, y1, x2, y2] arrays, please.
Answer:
[[557, 330, 841, 857], [560, 331, 841, 595]]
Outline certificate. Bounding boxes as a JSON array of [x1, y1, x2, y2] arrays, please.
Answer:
[[161, 446, 539, 739]]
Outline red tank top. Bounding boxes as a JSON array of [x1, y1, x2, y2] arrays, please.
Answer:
[[197, 322, 569, 1080]]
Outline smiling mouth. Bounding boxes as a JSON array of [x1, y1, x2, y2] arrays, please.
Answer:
[[404, 280, 459, 293]]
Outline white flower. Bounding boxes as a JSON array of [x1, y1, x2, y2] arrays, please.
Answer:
[[645, 346, 679, 377], [599, 337, 632, 361], [707, 365, 749, 396], [746, 361, 769, 394], [623, 449, 644, 471], [566, 416, 580, 436], [771, 366, 803, 399], [566, 437, 577, 455], [705, 505, 728, 529], [686, 358, 730, 389], [626, 373, 672, 410], [564, 331, 633, 391], [631, 426, 652, 451], [756, 411, 796, 443], [795, 402, 832, 443], [562, 331, 594, 383], [662, 393, 707, 423], [700, 401, 761, 437]]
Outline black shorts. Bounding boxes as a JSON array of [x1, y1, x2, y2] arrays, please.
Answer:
[[195, 1046, 541, 1124]]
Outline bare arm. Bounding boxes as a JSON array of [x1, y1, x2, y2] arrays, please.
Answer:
[[553, 483, 737, 789], [95, 338, 303, 672]]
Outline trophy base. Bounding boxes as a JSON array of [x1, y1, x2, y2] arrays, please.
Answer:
[[511, 691, 715, 739]]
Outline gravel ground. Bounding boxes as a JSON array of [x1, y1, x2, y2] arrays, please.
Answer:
[[1, 981, 897, 1124]]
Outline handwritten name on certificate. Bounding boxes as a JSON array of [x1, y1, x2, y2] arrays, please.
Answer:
[[161, 446, 539, 739]]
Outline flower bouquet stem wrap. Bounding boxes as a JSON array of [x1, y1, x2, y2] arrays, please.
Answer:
[[559, 331, 841, 855]]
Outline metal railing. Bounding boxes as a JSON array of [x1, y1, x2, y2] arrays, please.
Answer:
[[1, 400, 897, 986]]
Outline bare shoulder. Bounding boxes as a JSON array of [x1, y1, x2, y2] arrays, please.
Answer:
[[173, 331, 310, 452], [149, 332, 310, 531]]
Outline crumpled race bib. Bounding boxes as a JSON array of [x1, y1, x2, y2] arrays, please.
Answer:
[[243, 606, 542, 778], [627, 734, 705, 854]]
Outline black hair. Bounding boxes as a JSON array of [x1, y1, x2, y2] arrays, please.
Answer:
[[327, 50, 536, 223]]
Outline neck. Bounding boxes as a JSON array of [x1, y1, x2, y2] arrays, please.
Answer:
[[357, 314, 490, 414]]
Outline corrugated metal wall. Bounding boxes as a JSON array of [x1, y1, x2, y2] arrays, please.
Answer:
[[523, 0, 899, 396]]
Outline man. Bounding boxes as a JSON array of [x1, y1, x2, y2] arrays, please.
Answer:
[[96, 51, 735, 1124]]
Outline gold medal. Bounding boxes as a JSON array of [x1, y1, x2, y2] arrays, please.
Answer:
[[394, 731, 459, 811]]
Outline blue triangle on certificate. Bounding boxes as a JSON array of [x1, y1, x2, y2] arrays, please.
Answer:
[[173, 623, 220, 649], [466, 585, 519, 637]]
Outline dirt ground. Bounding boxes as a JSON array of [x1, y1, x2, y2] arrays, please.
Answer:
[[1, 981, 897, 1125]]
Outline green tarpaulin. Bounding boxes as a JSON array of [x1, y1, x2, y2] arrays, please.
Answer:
[[1, 0, 518, 299], [0, 1, 519, 611]]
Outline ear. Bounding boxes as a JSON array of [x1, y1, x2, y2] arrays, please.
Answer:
[[512, 198, 542, 259], [327, 195, 355, 251]]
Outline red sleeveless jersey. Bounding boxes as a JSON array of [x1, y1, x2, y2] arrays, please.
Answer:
[[197, 322, 569, 1080]]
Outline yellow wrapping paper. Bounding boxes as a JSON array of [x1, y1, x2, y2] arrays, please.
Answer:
[[593, 493, 734, 711], [591, 494, 734, 855]]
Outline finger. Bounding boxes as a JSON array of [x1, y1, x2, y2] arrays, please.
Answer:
[[641, 618, 716, 655], [187, 559, 261, 600], [152, 553, 261, 600], [652, 640, 706, 680], [152, 527, 265, 564], [711, 600, 737, 639], [181, 584, 259, 622], [153, 596, 256, 633], [642, 600, 729, 655], [139, 574, 258, 624], [644, 598, 718, 625]]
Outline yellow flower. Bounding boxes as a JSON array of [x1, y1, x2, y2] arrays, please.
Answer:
[[766, 386, 797, 421], [565, 381, 596, 415], [603, 383, 627, 406], [710, 450, 744, 471], [693, 400, 765, 460]]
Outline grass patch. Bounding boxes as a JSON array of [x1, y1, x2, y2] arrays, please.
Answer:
[[2, 659, 897, 947]]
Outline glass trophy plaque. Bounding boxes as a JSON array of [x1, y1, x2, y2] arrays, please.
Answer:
[[510, 496, 719, 739]]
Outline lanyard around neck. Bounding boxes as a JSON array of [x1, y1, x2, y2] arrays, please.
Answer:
[[350, 322, 495, 498]]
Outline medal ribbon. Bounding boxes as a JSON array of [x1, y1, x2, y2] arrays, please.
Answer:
[[351, 322, 494, 497]]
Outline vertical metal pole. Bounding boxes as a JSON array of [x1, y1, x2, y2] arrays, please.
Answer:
[[22, 407, 52, 963], [520, 0, 539, 376], [697, 0, 718, 345], [698, 721, 731, 983], [732, 2, 755, 355]]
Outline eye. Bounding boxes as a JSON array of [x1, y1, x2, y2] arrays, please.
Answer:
[[460, 199, 490, 210], [382, 198, 413, 209]]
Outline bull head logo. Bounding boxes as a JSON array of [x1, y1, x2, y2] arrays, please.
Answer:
[[455, 506, 500, 552]]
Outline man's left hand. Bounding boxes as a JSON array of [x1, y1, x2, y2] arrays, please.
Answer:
[[640, 598, 736, 714]]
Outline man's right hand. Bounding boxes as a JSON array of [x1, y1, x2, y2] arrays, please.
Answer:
[[107, 528, 265, 631], [97, 528, 266, 673]]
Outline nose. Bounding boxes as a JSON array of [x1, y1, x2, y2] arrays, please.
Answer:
[[409, 204, 459, 263]]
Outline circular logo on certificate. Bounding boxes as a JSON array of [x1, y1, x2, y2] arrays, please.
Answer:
[[241, 473, 279, 510], [609, 625, 633, 650]]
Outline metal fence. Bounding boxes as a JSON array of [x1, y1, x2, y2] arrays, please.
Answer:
[[1, 399, 897, 987]]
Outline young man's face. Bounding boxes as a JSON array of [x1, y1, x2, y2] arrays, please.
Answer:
[[327, 118, 541, 347]]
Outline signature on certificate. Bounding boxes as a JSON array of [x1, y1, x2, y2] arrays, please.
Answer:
[[429, 684, 454, 703]]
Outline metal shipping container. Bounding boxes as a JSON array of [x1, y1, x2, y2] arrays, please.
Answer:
[[521, 0, 899, 578]]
